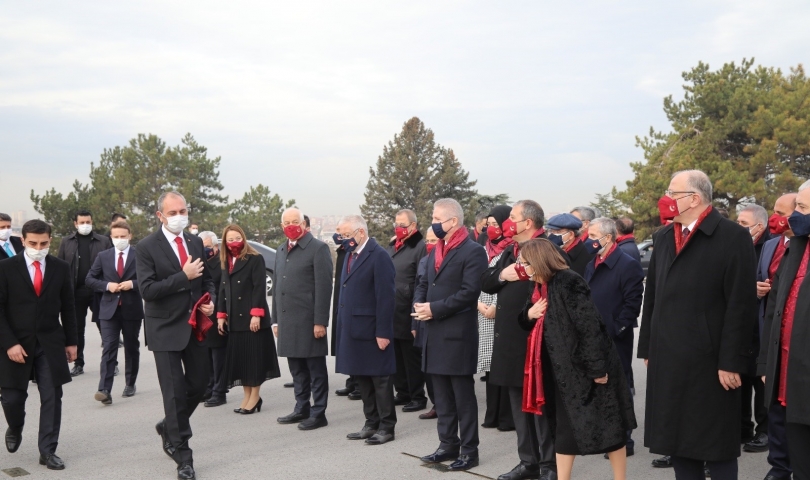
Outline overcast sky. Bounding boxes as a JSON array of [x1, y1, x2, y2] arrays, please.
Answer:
[[2, 1, 808, 223]]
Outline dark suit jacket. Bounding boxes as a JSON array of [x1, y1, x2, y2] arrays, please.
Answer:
[[335, 238, 396, 376], [203, 253, 226, 348], [617, 237, 641, 263], [136, 228, 215, 352], [330, 245, 348, 356], [85, 247, 144, 321], [57, 232, 112, 286], [756, 236, 782, 336], [413, 234, 488, 376], [583, 248, 644, 339], [0, 254, 78, 389], [218, 254, 270, 332], [385, 231, 426, 340], [0, 237, 23, 260]]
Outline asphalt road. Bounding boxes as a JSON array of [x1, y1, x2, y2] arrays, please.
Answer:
[[1, 303, 771, 479]]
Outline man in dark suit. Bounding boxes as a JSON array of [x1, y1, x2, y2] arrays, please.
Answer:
[[335, 215, 398, 445], [273, 207, 333, 431], [638, 170, 757, 480], [0, 219, 77, 470], [331, 231, 360, 399], [414, 198, 488, 472], [385, 209, 427, 412], [85, 220, 143, 404], [136, 191, 215, 480], [199, 231, 227, 407], [615, 216, 641, 263], [57, 209, 112, 376], [0, 213, 23, 259]]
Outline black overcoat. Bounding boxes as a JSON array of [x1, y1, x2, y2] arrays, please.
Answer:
[[0, 254, 78, 389], [637, 208, 758, 461], [218, 254, 271, 332], [518, 269, 637, 454], [566, 241, 594, 277], [330, 245, 347, 356], [386, 231, 426, 340], [203, 253, 227, 348]]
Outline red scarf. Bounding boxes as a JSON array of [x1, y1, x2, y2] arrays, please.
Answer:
[[779, 241, 810, 406], [594, 242, 617, 268], [674, 206, 713, 255], [616, 234, 635, 244], [188, 292, 214, 342], [523, 282, 548, 415], [486, 237, 514, 263], [513, 228, 546, 257], [768, 236, 789, 282], [434, 228, 468, 272], [563, 236, 581, 253]]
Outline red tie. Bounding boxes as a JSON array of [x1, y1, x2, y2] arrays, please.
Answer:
[[347, 252, 358, 272], [33, 261, 43, 296], [117, 252, 125, 278], [174, 237, 188, 266]]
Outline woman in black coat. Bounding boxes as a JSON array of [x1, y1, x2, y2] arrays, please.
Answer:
[[217, 225, 281, 414], [517, 239, 636, 480]]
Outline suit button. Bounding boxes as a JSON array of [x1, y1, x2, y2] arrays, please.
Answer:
[[238, 297, 241, 300], [237, 281, 240, 284], [497, 305, 501, 310], [432, 283, 436, 287], [343, 284, 346, 287], [555, 363, 561, 368], [495, 333, 499, 337], [240, 314, 243, 316], [188, 309, 192, 313], [282, 310, 286, 313], [283, 276, 286, 279], [560, 381, 566, 387]]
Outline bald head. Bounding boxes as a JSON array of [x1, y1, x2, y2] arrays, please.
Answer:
[[774, 193, 797, 217]]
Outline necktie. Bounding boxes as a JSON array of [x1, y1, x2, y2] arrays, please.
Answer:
[[33, 261, 43, 296], [3, 243, 14, 257], [348, 253, 358, 272], [174, 237, 188, 266], [117, 252, 125, 278], [682, 227, 690, 241]]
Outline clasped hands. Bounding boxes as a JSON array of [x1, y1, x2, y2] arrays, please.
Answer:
[[107, 280, 134, 293]]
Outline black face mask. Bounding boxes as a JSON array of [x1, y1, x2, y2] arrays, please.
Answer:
[[204, 247, 216, 259]]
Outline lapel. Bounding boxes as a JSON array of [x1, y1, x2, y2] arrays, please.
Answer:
[[436, 242, 463, 278], [343, 239, 376, 282], [13, 254, 36, 295], [229, 256, 248, 276], [124, 246, 136, 275], [776, 236, 808, 309], [182, 232, 200, 260], [41, 255, 58, 294], [669, 208, 721, 267], [156, 230, 182, 270]]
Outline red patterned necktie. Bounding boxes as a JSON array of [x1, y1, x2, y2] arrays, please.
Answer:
[[117, 252, 125, 278], [174, 237, 188, 266], [347, 253, 358, 272], [33, 261, 43, 296]]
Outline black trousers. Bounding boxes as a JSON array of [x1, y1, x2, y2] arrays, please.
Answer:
[[425, 374, 435, 406], [611, 330, 634, 390], [0, 344, 62, 455], [393, 338, 426, 403], [767, 403, 792, 478], [671, 456, 737, 480], [483, 374, 514, 429], [740, 374, 768, 438], [153, 334, 209, 464], [287, 356, 328, 419], [345, 375, 358, 390], [207, 345, 228, 398], [98, 309, 141, 392], [787, 422, 810, 480], [508, 386, 555, 467], [432, 374, 479, 455], [356, 375, 397, 432], [74, 287, 95, 367]]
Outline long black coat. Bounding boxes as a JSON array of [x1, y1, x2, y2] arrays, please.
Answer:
[[566, 240, 595, 277], [519, 269, 637, 454], [218, 254, 270, 332], [0, 254, 78, 390], [638, 208, 758, 461], [203, 253, 226, 348], [386, 230, 426, 340], [330, 245, 348, 356], [758, 235, 810, 426], [413, 235, 488, 376]]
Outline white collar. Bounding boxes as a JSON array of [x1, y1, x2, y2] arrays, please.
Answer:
[[353, 238, 369, 256]]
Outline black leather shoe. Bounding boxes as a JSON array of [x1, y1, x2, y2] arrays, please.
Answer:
[[277, 412, 307, 424], [70, 365, 84, 376], [763, 475, 789, 480], [348, 390, 362, 400], [177, 462, 195, 480], [204, 396, 226, 407], [347, 426, 377, 440], [365, 430, 394, 445], [652, 455, 673, 468], [448, 454, 479, 471], [201, 391, 212, 402], [336, 387, 353, 396], [419, 409, 438, 420], [5, 427, 22, 453], [420, 448, 460, 463], [155, 420, 175, 459], [94, 390, 112, 405], [497, 425, 516, 432], [39, 453, 65, 470], [298, 416, 328, 430], [393, 395, 410, 406], [283, 382, 294, 388], [743, 432, 769, 452], [402, 401, 427, 413], [604, 446, 634, 459], [538, 468, 557, 480], [498, 462, 540, 480], [122, 385, 136, 397]]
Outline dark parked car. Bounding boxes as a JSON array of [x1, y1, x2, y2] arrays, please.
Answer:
[[638, 240, 653, 277], [247, 240, 277, 297]]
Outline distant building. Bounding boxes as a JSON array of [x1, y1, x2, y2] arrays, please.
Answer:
[[11, 210, 27, 227]]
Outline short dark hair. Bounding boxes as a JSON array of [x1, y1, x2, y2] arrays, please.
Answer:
[[303, 215, 311, 228], [73, 209, 92, 221], [716, 207, 729, 219], [514, 200, 545, 229], [111, 212, 127, 222], [22, 219, 52, 238], [0, 213, 11, 223], [475, 211, 488, 223], [615, 216, 635, 235]]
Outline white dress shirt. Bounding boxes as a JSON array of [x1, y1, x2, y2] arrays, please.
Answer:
[[0, 239, 14, 256], [24, 251, 46, 283], [162, 226, 190, 264], [114, 245, 131, 271]]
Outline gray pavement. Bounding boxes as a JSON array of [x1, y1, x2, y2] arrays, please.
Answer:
[[1, 305, 771, 479]]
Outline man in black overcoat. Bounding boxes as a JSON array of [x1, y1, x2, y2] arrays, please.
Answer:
[[332, 232, 359, 399], [638, 170, 758, 480], [200, 231, 227, 407]]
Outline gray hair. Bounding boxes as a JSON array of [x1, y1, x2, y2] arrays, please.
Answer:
[[338, 215, 368, 233], [799, 180, 810, 192], [157, 191, 187, 212], [591, 217, 618, 240], [0, 213, 10, 223], [198, 230, 218, 245], [514, 200, 545, 228], [434, 198, 464, 225], [282, 207, 304, 223], [673, 170, 713, 204], [396, 209, 417, 224], [739, 204, 768, 226], [571, 206, 597, 222]]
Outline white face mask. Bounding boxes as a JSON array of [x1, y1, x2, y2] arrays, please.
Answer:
[[189, 228, 198, 235], [77, 224, 93, 236], [162, 214, 189, 234], [0, 228, 11, 241], [26, 246, 49, 261], [113, 238, 130, 251]]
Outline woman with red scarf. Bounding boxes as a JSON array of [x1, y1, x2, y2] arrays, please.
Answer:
[[217, 225, 281, 415], [517, 239, 636, 480]]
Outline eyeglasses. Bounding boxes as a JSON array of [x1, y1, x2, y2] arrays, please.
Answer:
[[665, 190, 695, 197], [337, 229, 358, 240], [393, 222, 414, 228], [516, 258, 531, 268], [425, 239, 438, 245]]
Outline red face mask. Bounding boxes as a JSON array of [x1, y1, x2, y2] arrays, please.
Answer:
[[284, 224, 304, 241], [487, 226, 503, 241], [658, 196, 680, 224], [515, 262, 531, 281], [226, 240, 244, 256], [502, 219, 518, 238], [769, 213, 790, 235], [394, 226, 410, 241], [426, 243, 436, 254]]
